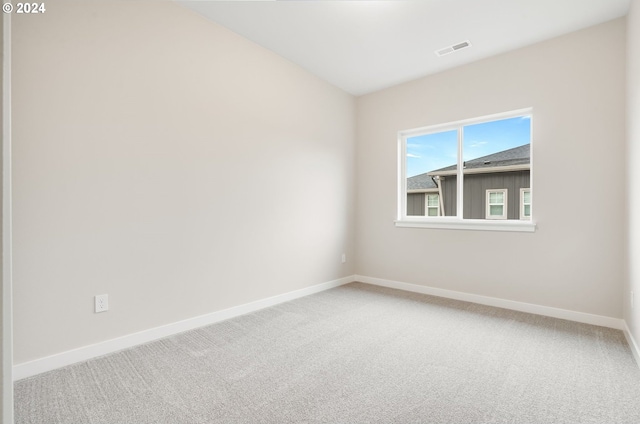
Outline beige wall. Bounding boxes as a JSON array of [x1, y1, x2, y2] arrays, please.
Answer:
[[627, 0, 640, 345], [356, 19, 627, 318], [12, 1, 356, 363]]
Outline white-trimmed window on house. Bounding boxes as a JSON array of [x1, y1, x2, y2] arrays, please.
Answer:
[[520, 188, 531, 220], [486, 189, 507, 220], [398, 108, 534, 231], [426, 194, 440, 217]]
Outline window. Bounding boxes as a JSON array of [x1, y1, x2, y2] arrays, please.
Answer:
[[520, 188, 531, 220], [486, 189, 507, 220], [426, 194, 440, 217], [398, 108, 534, 232]]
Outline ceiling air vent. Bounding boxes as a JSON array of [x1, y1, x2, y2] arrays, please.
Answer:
[[435, 40, 471, 57]]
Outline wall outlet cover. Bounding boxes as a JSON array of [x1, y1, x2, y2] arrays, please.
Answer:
[[95, 294, 109, 313]]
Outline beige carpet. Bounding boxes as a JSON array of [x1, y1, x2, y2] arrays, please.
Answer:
[[15, 282, 640, 423]]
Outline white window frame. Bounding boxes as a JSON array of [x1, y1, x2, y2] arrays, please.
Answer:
[[486, 189, 508, 220], [396, 108, 535, 232], [520, 188, 531, 221], [425, 194, 440, 217]]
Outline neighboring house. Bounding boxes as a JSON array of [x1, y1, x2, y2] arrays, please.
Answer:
[[407, 144, 531, 220]]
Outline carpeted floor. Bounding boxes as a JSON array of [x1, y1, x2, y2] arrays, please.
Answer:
[[14, 282, 640, 423]]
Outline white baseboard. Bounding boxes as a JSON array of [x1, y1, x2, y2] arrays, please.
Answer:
[[622, 321, 640, 369], [355, 275, 625, 330], [13, 275, 355, 381]]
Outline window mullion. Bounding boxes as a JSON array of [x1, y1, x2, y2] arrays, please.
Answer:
[[398, 135, 407, 220], [456, 126, 464, 219]]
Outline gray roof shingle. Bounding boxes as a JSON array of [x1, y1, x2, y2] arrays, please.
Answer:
[[431, 144, 530, 173], [407, 173, 438, 190]]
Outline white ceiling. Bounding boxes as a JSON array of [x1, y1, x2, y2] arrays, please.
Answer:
[[178, 0, 631, 96]]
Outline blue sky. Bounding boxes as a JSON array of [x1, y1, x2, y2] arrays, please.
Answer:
[[406, 116, 531, 177]]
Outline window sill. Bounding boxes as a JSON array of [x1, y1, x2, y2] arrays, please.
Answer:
[[395, 218, 536, 232]]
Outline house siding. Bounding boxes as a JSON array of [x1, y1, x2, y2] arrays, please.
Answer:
[[407, 193, 425, 216], [441, 176, 457, 217], [464, 171, 530, 219], [437, 171, 530, 219]]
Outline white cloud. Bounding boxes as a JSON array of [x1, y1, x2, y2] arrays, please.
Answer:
[[468, 141, 488, 148], [407, 153, 421, 158]]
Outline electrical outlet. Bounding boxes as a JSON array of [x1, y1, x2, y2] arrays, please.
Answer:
[[95, 294, 109, 313], [341, 253, 346, 264]]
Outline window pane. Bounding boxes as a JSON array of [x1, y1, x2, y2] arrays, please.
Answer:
[[427, 208, 439, 216], [462, 115, 531, 220], [463, 117, 531, 164], [490, 192, 505, 204], [524, 204, 531, 216], [490, 205, 503, 216], [406, 130, 457, 217], [523, 191, 531, 203], [489, 192, 504, 204]]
